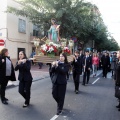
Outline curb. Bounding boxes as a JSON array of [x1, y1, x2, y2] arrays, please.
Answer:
[[7, 75, 50, 89]]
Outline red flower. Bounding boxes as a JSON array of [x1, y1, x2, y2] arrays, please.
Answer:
[[53, 46, 58, 53], [41, 49, 46, 54], [46, 45, 49, 51]]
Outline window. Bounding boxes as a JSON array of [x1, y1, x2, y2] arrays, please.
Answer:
[[18, 19, 26, 33], [17, 48, 25, 60], [33, 25, 39, 37], [33, 30, 39, 36]]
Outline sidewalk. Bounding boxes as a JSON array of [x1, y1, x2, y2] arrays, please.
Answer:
[[8, 64, 50, 87], [8, 66, 103, 87]]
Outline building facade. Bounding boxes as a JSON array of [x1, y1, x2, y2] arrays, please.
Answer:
[[0, 0, 35, 63]]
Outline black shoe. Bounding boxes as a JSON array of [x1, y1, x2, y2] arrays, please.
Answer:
[[56, 110, 62, 115], [116, 105, 120, 108], [82, 83, 85, 86], [4, 97, 8, 101], [86, 81, 89, 84], [23, 104, 29, 108], [76, 90, 79, 94], [118, 108, 120, 111], [2, 100, 8, 105]]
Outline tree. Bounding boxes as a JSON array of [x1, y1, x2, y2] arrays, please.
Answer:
[[7, 0, 119, 51]]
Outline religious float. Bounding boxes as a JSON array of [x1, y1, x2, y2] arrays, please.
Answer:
[[32, 18, 74, 63], [32, 37, 74, 63]]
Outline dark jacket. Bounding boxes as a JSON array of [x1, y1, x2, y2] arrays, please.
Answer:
[[15, 60, 33, 81], [82, 56, 92, 70], [114, 61, 120, 86], [80, 54, 84, 60], [50, 62, 69, 84], [71, 56, 82, 74], [0, 56, 16, 83], [101, 55, 110, 67]]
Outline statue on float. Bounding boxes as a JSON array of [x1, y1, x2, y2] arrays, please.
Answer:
[[48, 18, 60, 43]]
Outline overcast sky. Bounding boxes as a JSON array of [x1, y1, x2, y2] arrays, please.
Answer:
[[87, 0, 120, 45]]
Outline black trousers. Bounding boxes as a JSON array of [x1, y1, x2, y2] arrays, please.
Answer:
[[0, 77, 9, 101], [66, 72, 69, 79], [102, 66, 108, 77], [73, 71, 80, 91], [99, 61, 102, 70], [83, 69, 90, 85], [52, 84, 66, 111], [19, 81, 32, 104]]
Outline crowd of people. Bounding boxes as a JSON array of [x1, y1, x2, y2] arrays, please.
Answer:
[[50, 50, 120, 114], [0, 47, 120, 115]]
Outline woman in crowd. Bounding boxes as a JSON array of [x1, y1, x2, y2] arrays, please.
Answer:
[[51, 53, 69, 115], [111, 52, 117, 77], [15, 51, 33, 107], [114, 51, 120, 111], [72, 50, 82, 94], [92, 53, 99, 77], [0, 48, 16, 104]]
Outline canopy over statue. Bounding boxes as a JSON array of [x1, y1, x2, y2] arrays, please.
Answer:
[[48, 18, 60, 43]]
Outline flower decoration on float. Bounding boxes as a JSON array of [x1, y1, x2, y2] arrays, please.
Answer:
[[63, 47, 71, 55], [40, 42, 61, 55], [69, 39, 74, 47], [69, 39, 74, 54]]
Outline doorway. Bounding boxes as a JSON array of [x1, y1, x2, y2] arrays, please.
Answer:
[[17, 48, 25, 60]]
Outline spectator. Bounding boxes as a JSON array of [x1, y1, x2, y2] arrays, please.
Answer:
[[30, 50, 36, 65], [0, 48, 16, 105], [111, 52, 117, 77], [101, 52, 110, 78], [92, 53, 99, 77], [114, 51, 120, 111]]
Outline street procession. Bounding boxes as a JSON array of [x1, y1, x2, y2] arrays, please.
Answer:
[[0, 0, 120, 120]]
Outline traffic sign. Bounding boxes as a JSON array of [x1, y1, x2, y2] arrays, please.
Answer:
[[71, 37, 77, 42], [0, 39, 5, 46]]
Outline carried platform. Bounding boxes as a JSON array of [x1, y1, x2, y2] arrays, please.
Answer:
[[33, 55, 74, 63]]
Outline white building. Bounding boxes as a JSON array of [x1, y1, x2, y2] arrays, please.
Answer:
[[0, 0, 36, 63]]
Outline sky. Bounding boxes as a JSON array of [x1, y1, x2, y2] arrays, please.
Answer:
[[87, 0, 120, 45]]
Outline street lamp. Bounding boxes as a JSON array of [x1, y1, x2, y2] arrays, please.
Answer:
[[33, 38, 40, 55]]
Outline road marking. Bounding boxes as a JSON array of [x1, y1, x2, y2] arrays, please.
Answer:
[[50, 115, 59, 120], [96, 70, 102, 77], [90, 70, 102, 77], [92, 78, 100, 84]]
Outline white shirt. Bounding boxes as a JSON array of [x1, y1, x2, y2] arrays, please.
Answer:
[[6, 57, 12, 76]]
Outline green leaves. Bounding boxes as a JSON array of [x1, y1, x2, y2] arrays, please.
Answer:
[[7, 0, 119, 50], [55, 8, 66, 18]]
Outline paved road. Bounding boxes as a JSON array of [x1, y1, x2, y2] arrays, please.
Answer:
[[0, 72, 119, 120]]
